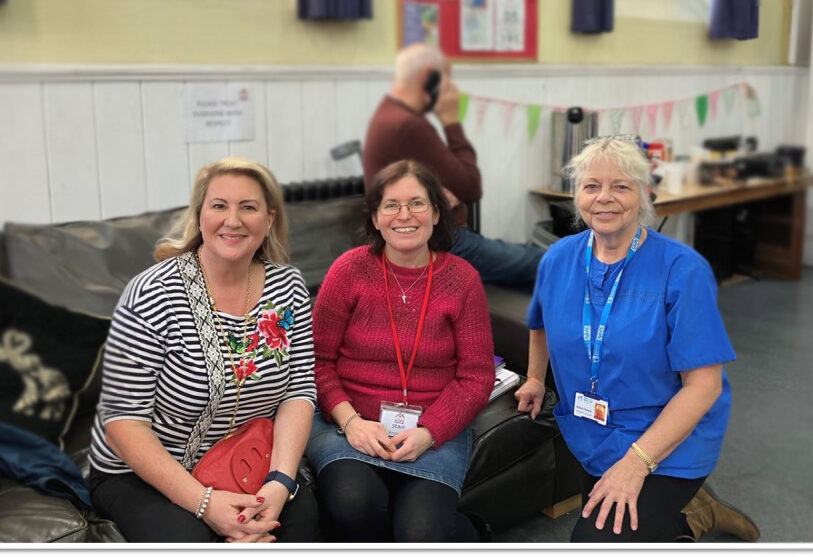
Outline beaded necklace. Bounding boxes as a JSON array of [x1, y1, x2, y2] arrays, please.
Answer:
[[196, 250, 255, 433]]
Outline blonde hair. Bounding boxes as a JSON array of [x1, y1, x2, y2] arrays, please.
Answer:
[[153, 157, 289, 263], [563, 137, 655, 227]]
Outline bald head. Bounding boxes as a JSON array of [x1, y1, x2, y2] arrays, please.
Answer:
[[394, 43, 447, 85]]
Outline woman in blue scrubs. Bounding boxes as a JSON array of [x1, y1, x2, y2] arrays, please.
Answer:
[[516, 137, 759, 542]]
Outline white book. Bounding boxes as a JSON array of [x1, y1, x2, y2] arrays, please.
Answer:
[[489, 367, 521, 402]]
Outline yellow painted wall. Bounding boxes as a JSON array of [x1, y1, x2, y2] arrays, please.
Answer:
[[0, 0, 792, 66]]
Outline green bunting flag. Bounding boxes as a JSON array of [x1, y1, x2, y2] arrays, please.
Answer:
[[459, 93, 470, 123], [696, 95, 709, 127], [609, 109, 625, 134], [527, 105, 542, 141], [722, 87, 737, 114]]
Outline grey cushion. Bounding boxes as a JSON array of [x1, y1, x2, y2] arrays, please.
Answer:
[[1, 196, 365, 317], [2, 208, 185, 317]]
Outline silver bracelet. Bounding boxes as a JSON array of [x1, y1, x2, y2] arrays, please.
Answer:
[[337, 412, 361, 435], [195, 486, 213, 520]]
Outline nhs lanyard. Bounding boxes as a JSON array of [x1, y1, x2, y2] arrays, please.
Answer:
[[582, 227, 642, 393]]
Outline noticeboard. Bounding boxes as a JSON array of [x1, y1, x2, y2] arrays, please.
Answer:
[[398, 0, 537, 61]]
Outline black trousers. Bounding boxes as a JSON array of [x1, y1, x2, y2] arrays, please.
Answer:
[[316, 459, 478, 543], [571, 469, 705, 543], [89, 467, 318, 543]]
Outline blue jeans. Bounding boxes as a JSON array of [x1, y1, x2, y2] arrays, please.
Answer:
[[306, 412, 472, 494], [450, 228, 544, 288]]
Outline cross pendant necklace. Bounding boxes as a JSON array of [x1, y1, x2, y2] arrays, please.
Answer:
[[386, 260, 429, 304]]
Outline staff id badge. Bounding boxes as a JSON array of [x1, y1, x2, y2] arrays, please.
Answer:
[[379, 402, 422, 437], [574, 392, 610, 426]]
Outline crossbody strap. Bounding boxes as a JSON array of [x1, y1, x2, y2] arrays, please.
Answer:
[[177, 251, 227, 469]]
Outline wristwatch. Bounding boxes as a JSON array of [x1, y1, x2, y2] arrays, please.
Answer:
[[264, 470, 299, 502]]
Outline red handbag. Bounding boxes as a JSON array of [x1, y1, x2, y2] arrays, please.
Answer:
[[192, 417, 274, 494]]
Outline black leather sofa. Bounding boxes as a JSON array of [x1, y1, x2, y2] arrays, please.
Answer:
[[0, 177, 579, 542]]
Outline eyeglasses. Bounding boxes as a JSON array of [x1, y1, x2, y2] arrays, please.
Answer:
[[378, 199, 431, 215], [583, 134, 644, 149]]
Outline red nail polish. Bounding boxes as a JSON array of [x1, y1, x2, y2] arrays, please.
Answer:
[[237, 515, 246, 523], [256, 496, 265, 503]]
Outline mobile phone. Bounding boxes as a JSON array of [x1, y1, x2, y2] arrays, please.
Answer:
[[423, 69, 441, 112]]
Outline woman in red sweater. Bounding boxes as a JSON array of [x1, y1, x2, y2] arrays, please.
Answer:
[[305, 160, 495, 542]]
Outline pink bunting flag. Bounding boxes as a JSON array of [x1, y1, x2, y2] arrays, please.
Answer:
[[500, 101, 517, 135], [630, 106, 644, 135], [474, 97, 490, 128], [645, 104, 659, 136], [709, 90, 720, 121], [662, 101, 675, 131]]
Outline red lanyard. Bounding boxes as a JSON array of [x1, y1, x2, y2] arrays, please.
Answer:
[[381, 252, 434, 405]]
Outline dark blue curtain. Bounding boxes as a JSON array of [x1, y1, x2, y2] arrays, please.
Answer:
[[709, 0, 758, 40], [297, 0, 372, 20], [571, 0, 614, 34]]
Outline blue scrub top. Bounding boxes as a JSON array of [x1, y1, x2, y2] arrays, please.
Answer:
[[527, 229, 734, 479]]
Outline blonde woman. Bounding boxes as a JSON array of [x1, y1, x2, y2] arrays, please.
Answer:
[[88, 157, 317, 543]]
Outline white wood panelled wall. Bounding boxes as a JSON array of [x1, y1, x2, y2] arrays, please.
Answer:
[[0, 64, 810, 264]]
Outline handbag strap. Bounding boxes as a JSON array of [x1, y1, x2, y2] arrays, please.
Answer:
[[177, 251, 227, 469]]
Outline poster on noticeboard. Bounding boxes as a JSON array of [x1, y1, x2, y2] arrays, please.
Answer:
[[398, 0, 537, 61]]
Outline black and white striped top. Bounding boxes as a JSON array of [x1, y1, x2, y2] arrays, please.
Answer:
[[89, 256, 316, 474]]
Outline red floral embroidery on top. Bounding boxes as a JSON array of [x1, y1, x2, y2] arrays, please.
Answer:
[[227, 301, 295, 382], [233, 358, 257, 380]]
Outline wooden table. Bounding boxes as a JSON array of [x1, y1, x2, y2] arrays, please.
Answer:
[[531, 173, 813, 280]]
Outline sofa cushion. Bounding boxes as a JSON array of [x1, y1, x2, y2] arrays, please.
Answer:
[[1, 195, 365, 316], [2, 207, 186, 317], [0, 477, 125, 543], [0, 277, 110, 450], [287, 196, 365, 295]]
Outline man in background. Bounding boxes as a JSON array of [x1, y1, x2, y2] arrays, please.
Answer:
[[363, 43, 544, 288]]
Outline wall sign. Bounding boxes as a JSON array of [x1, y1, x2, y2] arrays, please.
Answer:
[[184, 83, 254, 143]]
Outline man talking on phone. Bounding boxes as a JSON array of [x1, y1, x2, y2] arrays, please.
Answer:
[[363, 43, 544, 288]]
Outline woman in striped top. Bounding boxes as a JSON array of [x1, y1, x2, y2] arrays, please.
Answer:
[[88, 157, 317, 543]]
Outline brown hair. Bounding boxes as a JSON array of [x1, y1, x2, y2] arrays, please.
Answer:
[[363, 160, 453, 254]]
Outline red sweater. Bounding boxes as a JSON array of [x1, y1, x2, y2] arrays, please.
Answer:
[[312, 247, 494, 447], [363, 96, 482, 228]]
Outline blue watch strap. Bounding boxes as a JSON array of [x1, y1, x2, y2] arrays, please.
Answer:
[[264, 470, 297, 495]]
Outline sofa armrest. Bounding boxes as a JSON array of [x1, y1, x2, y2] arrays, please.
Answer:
[[0, 477, 124, 543]]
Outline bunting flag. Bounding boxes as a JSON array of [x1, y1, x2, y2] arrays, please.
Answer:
[[709, 90, 720, 121], [677, 99, 692, 129], [722, 87, 737, 114], [474, 97, 489, 128], [457, 81, 759, 144], [527, 105, 542, 141], [500, 101, 517, 135], [742, 83, 761, 118], [662, 100, 675, 131], [646, 104, 659, 136], [459, 93, 470, 123], [609, 109, 625, 134], [696, 95, 709, 127], [630, 106, 644, 135]]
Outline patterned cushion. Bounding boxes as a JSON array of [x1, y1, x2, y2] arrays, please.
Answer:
[[0, 277, 110, 450]]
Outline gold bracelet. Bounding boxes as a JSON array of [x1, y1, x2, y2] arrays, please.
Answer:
[[631, 442, 658, 473]]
